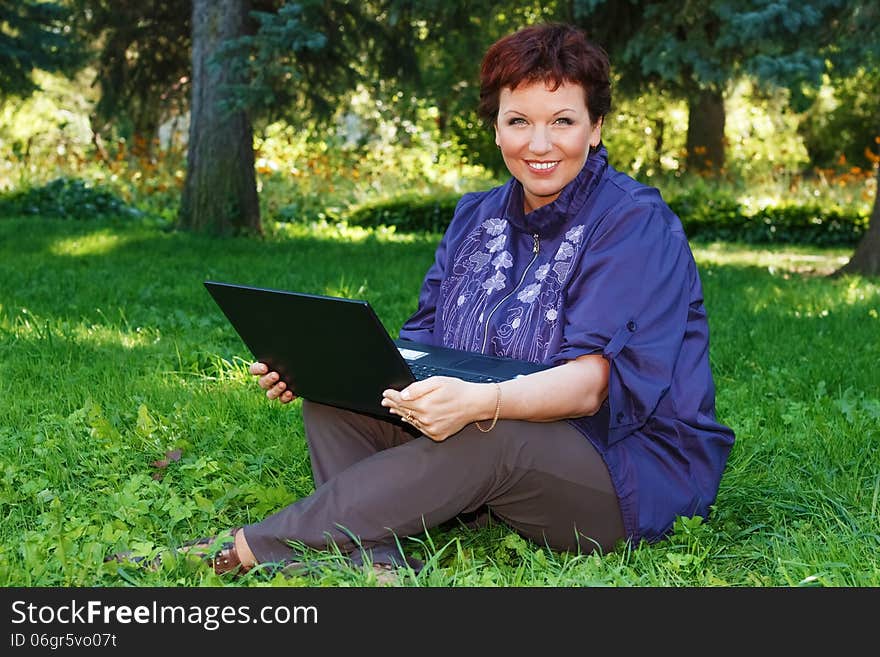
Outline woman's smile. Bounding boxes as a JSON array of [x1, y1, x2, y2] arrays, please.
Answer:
[[526, 160, 560, 172]]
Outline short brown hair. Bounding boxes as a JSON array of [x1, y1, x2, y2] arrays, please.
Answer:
[[478, 23, 611, 126]]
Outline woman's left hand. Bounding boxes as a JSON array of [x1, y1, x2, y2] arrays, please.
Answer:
[[381, 376, 494, 442]]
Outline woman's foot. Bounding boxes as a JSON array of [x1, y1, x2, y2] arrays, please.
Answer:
[[179, 529, 250, 576], [371, 563, 400, 586], [106, 527, 255, 577]]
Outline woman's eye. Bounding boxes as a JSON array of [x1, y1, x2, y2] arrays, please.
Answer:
[[554, 117, 574, 125], [507, 117, 527, 126]]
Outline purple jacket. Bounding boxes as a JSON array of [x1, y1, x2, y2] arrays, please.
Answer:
[[399, 146, 735, 544]]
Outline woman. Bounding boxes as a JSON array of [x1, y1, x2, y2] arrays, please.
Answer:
[[123, 23, 735, 578]]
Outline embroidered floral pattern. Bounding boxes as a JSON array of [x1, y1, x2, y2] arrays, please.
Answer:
[[553, 261, 571, 279], [492, 250, 513, 269], [565, 225, 585, 243], [482, 271, 506, 293], [438, 181, 592, 362], [555, 241, 574, 261], [516, 283, 541, 304], [483, 217, 507, 236], [468, 251, 491, 271], [487, 234, 507, 253]]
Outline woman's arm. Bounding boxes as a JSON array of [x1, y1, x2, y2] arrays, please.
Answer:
[[381, 353, 609, 442]]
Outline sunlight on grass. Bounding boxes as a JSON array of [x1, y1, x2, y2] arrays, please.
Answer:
[[49, 230, 133, 257], [270, 219, 432, 244], [70, 323, 156, 350], [693, 242, 851, 274], [1, 307, 156, 350]]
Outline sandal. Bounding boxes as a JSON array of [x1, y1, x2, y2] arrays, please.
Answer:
[[106, 527, 249, 577], [371, 562, 400, 586], [177, 528, 249, 576]]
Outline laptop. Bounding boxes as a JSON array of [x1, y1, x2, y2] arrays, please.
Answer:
[[204, 281, 551, 418]]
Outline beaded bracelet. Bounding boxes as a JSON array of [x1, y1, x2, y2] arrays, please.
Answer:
[[475, 382, 502, 433]]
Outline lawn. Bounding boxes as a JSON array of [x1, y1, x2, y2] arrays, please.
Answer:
[[1, 215, 878, 586]]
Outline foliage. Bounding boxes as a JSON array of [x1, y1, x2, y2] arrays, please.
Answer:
[[0, 0, 84, 99], [821, 1, 880, 75], [331, 181, 870, 247], [799, 68, 880, 170], [0, 177, 142, 220], [0, 70, 96, 189], [344, 193, 461, 233], [602, 84, 688, 177], [68, 0, 192, 148], [569, 0, 843, 99], [253, 113, 494, 225], [217, 1, 415, 123], [565, 1, 874, 175], [669, 186, 870, 246], [724, 79, 813, 177], [1, 216, 878, 586]]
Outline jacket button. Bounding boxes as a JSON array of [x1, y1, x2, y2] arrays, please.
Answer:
[[616, 412, 625, 423], [627, 320, 637, 332]]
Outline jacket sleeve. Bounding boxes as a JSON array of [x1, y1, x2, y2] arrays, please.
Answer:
[[551, 202, 692, 444]]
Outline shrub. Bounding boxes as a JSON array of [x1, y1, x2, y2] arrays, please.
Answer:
[[0, 177, 142, 220], [674, 191, 869, 246], [340, 187, 870, 246], [343, 193, 461, 233]]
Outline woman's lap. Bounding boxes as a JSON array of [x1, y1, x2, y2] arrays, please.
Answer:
[[243, 401, 623, 564]]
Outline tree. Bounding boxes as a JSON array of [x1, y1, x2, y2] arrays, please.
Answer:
[[177, 0, 260, 235], [0, 0, 82, 99], [68, 0, 192, 156], [837, 166, 880, 276], [177, 0, 421, 235], [567, 0, 844, 175], [827, 1, 880, 276], [216, 1, 428, 124]]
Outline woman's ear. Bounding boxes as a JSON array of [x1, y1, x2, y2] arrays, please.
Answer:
[[494, 122, 500, 148], [590, 117, 603, 148]]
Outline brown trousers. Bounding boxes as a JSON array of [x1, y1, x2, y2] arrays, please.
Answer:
[[243, 400, 624, 568]]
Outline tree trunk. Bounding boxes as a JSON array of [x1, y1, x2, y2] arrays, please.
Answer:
[[686, 88, 726, 175], [131, 94, 162, 158], [836, 165, 880, 277], [178, 0, 260, 235]]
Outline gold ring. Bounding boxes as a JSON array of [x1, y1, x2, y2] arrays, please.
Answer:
[[404, 411, 414, 423]]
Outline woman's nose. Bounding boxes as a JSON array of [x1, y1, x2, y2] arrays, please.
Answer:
[[529, 127, 552, 154]]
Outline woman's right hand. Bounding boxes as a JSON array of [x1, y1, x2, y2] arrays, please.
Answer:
[[249, 362, 296, 404]]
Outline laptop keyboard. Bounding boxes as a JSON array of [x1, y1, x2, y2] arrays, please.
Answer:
[[408, 362, 503, 384]]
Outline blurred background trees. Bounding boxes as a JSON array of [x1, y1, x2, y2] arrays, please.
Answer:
[[0, 0, 82, 100], [0, 0, 877, 271]]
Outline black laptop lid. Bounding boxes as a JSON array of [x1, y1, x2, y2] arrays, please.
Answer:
[[204, 281, 414, 417]]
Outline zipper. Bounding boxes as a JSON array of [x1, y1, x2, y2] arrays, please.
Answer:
[[480, 233, 540, 354]]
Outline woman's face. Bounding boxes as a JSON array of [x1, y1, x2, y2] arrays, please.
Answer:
[[495, 80, 602, 213]]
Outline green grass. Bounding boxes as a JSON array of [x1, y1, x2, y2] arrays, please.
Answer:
[[1, 216, 878, 587]]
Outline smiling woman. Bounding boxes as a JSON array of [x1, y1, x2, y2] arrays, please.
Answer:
[[112, 23, 735, 582]]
